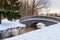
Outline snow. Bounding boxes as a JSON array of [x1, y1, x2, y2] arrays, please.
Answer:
[[4, 23, 60, 40], [36, 23, 46, 28], [0, 19, 26, 30]]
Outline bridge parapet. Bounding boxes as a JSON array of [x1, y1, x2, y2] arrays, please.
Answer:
[[19, 16, 60, 26], [20, 16, 60, 23]]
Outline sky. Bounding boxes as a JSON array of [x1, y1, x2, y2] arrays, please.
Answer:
[[38, 0, 60, 14], [48, 0, 60, 13], [49, 0, 60, 9]]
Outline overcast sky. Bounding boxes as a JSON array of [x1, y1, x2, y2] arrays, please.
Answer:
[[38, 0, 60, 14], [49, 0, 60, 8]]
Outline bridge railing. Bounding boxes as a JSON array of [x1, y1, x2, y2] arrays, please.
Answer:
[[20, 16, 60, 22]]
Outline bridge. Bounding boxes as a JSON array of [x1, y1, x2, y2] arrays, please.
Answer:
[[20, 16, 60, 27]]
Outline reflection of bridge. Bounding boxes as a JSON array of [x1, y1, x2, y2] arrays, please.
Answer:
[[20, 16, 60, 26]]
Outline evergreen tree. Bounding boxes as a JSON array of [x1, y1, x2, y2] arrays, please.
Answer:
[[0, 0, 21, 24]]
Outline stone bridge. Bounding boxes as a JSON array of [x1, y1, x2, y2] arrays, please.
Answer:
[[20, 16, 60, 26]]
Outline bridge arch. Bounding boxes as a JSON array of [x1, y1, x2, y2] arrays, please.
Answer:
[[20, 16, 60, 26]]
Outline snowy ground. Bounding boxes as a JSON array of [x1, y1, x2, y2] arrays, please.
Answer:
[[4, 23, 60, 40], [0, 19, 26, 30]]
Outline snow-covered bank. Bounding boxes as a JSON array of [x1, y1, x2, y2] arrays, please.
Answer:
[[0, 19, 26, 30], [4, 23, 60, 40]]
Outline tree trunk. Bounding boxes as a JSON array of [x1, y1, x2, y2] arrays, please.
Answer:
[[31, 0, 35, 16], [0, 14, 1, 24]]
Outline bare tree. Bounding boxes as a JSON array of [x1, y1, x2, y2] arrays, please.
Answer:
[[19, 0, 49, 17], [31, 0, 49, 16], [19, 0, 30, 17]]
